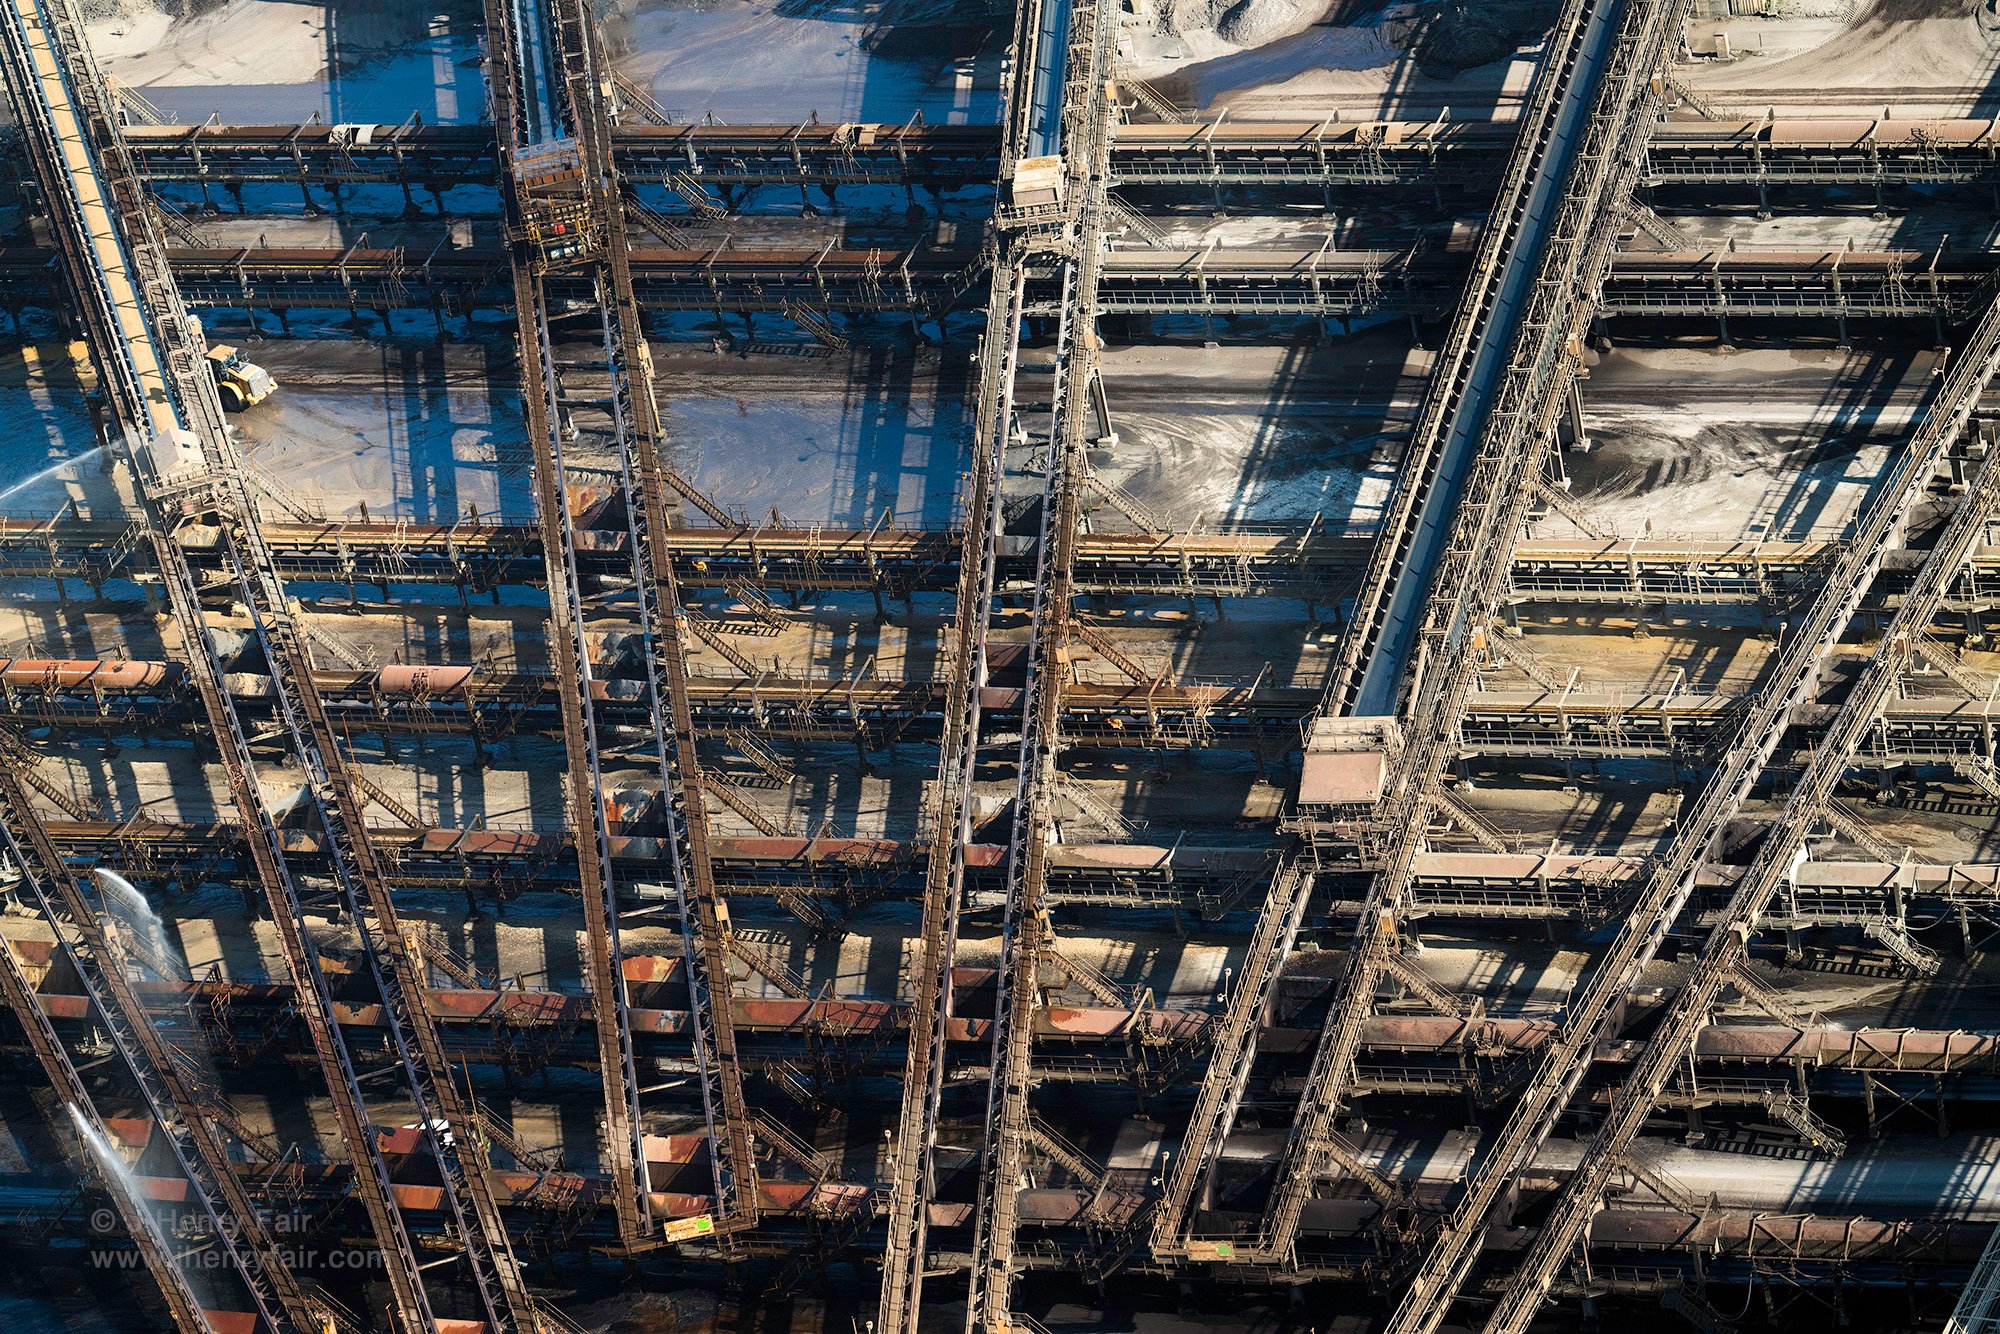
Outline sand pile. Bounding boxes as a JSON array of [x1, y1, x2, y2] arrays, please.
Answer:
[[1687, 0, 2000, 114], [1385, 0, 1557, 75], [1177, 0, 1315, 44], [1124, 0, 1557, 117], [72, 0, 165, 26], [1153, 0, 1323, 46], [1143, 0, 1555, 66]]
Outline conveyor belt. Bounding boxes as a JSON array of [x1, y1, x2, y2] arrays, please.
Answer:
[[1251, 0, 1686, 1272], [1, 242, 1992, 322], [95, 115, 2000, 192], [33, 799, 2000, 925], [1336, 0, 1625, 718], [0, 0, 455, 1325], [24, 515, 2000, 610], [1385, 219, 2000, 1334], [485, 0, 656, 1247], [0, 790, 219, 1328], [0, 761, 338, 1331], [15, 948, 1992, 1082], [1156, 0, 1649, 1261], [963, 0, 1116, 1318], [1470, 294, 2000, 1334]]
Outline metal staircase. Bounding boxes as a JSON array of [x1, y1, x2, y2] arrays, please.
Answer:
[[1121, 75, 1188, 123], [723, 579, 791, 632], [1057, 772, 1148, 839], [145, 197, 206, 248], [1619, 199, 1696, 250], [105, 73, 172, 125], [1662, 68, 1738, 120], [1861, 914, 1942, 975], [609, 69, 679, 125], [726, 931, 814, 999], [1381, 951, 1473, 1017], [300, 618, 376, 671], [346, 767, 425, 830], [668, 169, 728, 219], [725, 726, 796, 783], [684, 612, 765, 676], [706, 776, 792, 836], [780, 300, 851, 350], [1614, 1155, 1711, 1216], [1073, 620, 1168, 686], [1498, 634, 1578, 694], [1913, 635, 1988, 697], [1027, 1113, 1105, 1188], [1531, 477, 1616, 538], [1661, 1279, 1736, 1334], [1106, 195, 1170, 247], [752, 1108, 833, 1182], [1768, 1091, 1847, 1158], [245, 468, 330, 523], [1086, 473, 1174, 532], [1959, 758, 2000, 802], [1822, 798, 1903, 864], [626, 194, 698, 247], [1722, 965, 1817, 1030], [1435, 791, 1512, 853]]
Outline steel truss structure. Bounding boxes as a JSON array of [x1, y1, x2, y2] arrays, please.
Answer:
[[481, 0, 761, 1246], [0, 0, 539, 1325], [0, 241, 1991, 325], [75, 113, 2000, 196], [1458, 288, 2000, 1334], [5, 0, 2000, 1322]]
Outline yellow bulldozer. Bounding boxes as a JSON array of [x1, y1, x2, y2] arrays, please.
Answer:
[[207, 344, 276, 412]]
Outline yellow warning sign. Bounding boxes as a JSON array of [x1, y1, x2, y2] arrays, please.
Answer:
[[661, 1214, 716, 1243]]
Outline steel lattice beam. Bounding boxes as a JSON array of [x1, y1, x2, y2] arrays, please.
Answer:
[[1466, 293, 2000, 1334]]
